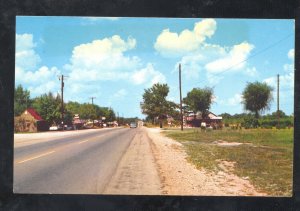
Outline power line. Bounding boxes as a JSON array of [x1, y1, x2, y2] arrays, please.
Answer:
[[189, 33, 294, 88]]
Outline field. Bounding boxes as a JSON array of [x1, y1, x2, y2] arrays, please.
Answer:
[[163, 128, 293, 196]]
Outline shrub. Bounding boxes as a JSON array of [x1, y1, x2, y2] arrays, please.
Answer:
[[242, 115, 260, 129]]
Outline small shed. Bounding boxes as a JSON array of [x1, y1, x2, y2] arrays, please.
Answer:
[[15, 108, 49, 132]]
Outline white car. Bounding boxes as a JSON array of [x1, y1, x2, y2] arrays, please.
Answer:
[[49, 125, 58, 131], [130, 122, 137, 128]]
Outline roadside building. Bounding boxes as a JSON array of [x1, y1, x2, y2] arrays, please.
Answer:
[[14, 108, 49, 132], [73, 114, 83, 129], [184, 111, 223, 128]]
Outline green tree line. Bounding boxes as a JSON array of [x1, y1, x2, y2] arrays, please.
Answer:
[[14, 85, 116, 125], [140, 81, 291, 129]]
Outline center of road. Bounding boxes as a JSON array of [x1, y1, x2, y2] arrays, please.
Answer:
[[78, 140, 89, 144], [17, 151, 56, 164]]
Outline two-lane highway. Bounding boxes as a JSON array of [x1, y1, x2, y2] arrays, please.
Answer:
[[14, 128, 138, 194]]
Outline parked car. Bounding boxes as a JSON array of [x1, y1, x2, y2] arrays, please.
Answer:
[[49, 125, 58, 131], [49, 124, 63, 131], [64, 125, 74, 130], [130, 122, 137, 128]]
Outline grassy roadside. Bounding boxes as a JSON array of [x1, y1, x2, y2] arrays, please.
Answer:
[[163, 128, 293, 196]]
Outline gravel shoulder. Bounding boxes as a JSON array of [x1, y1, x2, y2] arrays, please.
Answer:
[[103, 128, 162, 195], [146, 127, 267, 196]]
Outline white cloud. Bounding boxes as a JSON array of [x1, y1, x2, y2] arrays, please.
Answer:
[[70, 35, 137, 69], [264, 72, 294, 90], [28, 81, 59, 96], [66, 35, 166, 93], [216, 93, 242, 106], [15, 33, 41, 71], [288, 49, 294, 60], [227, 94, 242, 106], [15, 34, 61, 96], [131, 63, 166, 86], [284, 49, 295, 73], [67, 35, 140, 82], [154, 19, 217, 57], [264, 49, 295, 99], [262, 48, 293, 103], [175, 42, 255, 84], [205, 42, 254, 74]]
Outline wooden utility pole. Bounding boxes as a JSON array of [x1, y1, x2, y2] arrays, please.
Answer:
[[59, 75, 65, 131], [179, 64, 183, 131], [277, 74, 280, 128], [90, 97, 96, 127]]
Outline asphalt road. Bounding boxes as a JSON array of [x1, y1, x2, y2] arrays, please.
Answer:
[[14, 127, 138, 194]]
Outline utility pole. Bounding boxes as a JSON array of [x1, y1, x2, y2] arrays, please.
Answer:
[[117, 112, 119, 126], [59, 75, 66, 131], [90, 97, 96, 128], [179, 63, 183, 131], [90, 97, 96, 105], [277, 74, 280, 129]]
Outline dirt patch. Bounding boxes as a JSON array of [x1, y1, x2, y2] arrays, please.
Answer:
[[146, 128, 267, 196], [212, 140, 252, 147]]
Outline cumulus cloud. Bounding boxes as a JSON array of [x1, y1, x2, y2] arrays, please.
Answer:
[[288, 49, 294, 60], [216, 93, 242, 106], [66, 35, 166, 89], [131, 63, 166, 86], [205, 42, 254, 74], [154, 19, 217, 57], [17, 66, 60, 84], [175, 42, 255, 84], [15, 33, 41, 71], [263, 49, 295, 101], [227, 94, 243, 106], [15, 34, 61, 96], [66, 35, 139, 82]]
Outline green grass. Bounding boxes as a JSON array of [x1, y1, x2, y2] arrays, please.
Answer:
[[163, 128, 293, 196]]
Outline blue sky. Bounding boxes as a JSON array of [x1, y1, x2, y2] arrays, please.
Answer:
[[15, 17, 295, 118]]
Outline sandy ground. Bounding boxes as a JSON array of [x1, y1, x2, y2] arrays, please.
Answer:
[[146, 127, 267, 196]]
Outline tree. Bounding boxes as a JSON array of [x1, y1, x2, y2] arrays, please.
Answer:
[[78, 103, 97, 120], [271, 110, 287, 118], [141, 83, 176, 128], [183, 87, 213, 119], [32, 92, 62, 125], [242, 82, 273, 118], [14, 85, 31, 116]]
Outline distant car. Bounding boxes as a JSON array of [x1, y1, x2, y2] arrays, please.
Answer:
[[49, 125, 58, 131], [64, 125, 74, 130], [130, 122, 137, 128]]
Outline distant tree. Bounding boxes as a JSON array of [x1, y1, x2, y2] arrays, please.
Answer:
[[78, 103, 97, 120], [14, 85, 31, 116], [66, 101, 81, 116], [183, 87, 213, 119], [271, 110, 287, 118], [220, 112, 232, 119], [242, 82, 273, 118], [32, 92, 61, 125], [141, 83, 176, 128]]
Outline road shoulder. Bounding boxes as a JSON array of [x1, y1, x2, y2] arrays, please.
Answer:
[[146, 127, 267, 196], [103, 128, 162, 195]]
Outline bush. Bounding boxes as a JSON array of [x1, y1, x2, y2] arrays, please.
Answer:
[[242, 116, 260, 129], [259, 118, 293, 129]]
